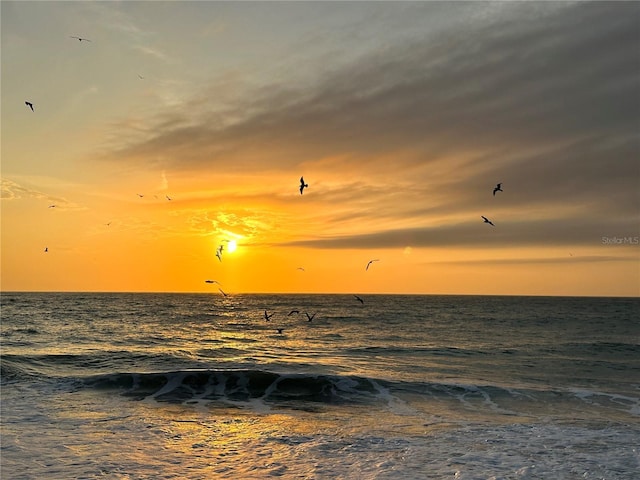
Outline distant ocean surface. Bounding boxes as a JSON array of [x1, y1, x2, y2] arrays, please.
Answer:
[[1, 293, 639, 479]]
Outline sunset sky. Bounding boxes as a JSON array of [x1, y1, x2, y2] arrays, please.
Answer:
[[2, 1, 638, 296]]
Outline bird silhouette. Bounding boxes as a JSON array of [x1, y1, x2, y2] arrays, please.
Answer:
[[48, 204, 56, 208], [264, 310, 275, 321], [481, 216, 495, 226], [354, 295, 364, 304], [166, 195, 172, 201], [136, 193, 144, 198], [305, 312, 316, 322], [299, 177, 308, 195], [276, 328, 285, 334], [205, 280, 220, 284], [218, 288, 228, 297], [44, 247, 48, 253], [288, 310, 300, 316], [366, 259, 380, 271], [25, 101, 34, 112], [70, 36, 91, 42], [493, 183, 503, 196]]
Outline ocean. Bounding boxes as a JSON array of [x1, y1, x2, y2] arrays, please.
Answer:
[[1, 293, 639, 479]]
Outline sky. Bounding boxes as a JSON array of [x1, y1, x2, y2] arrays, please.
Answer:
[[1, 0, 639, 296]]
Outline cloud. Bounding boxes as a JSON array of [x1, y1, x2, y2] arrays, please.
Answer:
[[0, 178, 84, 210], [98, 2, 639, 251], [281, 216, 639, 250]]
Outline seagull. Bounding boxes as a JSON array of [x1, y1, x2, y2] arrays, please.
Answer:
[[215, 249, 222, 262], [296, 267, 305, 272], [366, 259, 380, 271], [44, 247, 48, 253], [105, 222, 111, 226], [136, 193, 144, 198], [288, 310, 300, 316], [481, 216, 495, 226], [276, 328, 285, 334], [48, 204, 56, 208], [493, 183, 503, 196], [138, 74, 144, 80], [166, 195, 172, 201], [205, 280, 220, 284], [305, 312, 316, 322], [25, 101, 34, 112], [218, 287, 228, 297], [264, 310, 275, 321], [354, 295, 364, 304], [70, 36, 91, 42], [299, 176, 308, 195]]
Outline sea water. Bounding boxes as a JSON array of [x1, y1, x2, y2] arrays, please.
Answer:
[[1, 293, 639, 479]]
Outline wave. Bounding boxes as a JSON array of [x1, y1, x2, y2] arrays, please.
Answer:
[[75, 369, 640, 417], [82, 370, 391, 408]]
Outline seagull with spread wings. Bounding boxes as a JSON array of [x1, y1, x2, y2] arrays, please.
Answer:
[[493, 183, 503, 196], [366, 259, 380, 271], [481, 216, 495, 226], [25, 101, 34, 112], [299, 177, 308, 195]]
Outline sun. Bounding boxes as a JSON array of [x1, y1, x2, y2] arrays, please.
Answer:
[[226, 240, 237, 253]]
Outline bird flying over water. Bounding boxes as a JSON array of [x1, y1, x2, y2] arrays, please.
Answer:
[[70, 36, 91, 42], [276, 328, 285, 334], [299, 177, 308, 195], [166, 195, 172, 201], [264, 310, 275, 321], [354, 295, 364, 304], [366, 259, 380, 271], [48, 204, 56, 208], [205, 280, 220, 285], [493, 183, 503, 196], [25, 101, 34, 112], [288, 310, 300, 316], [297, 267, 305, 272], [481, 216, 495, 226], [305, 312, 316, 322], [218, 288, 228, 297]]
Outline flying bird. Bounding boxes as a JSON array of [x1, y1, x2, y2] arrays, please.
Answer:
[[70, 36, 91, 42], [44, 247, 48, 253], [288, 310, 300, 316], [481, 216, 495, 226], [493, 183, 503, 196], [296, 267, 305, 272], [205, 280, 220, 285], [218, 288, 228, 297], [299, 177, 308, 195], [166, 195, 172, 201], [25, 101, 34, 112], [48, 204, 56, 208], [366, 259, 380, 271], [305, 312, 316, 322], [136, 193, 144, 198], [276, 328, 285, 334], [264, 310, 275, 321], [215, 249, 222, 262], [354, 295, 364, 304]]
